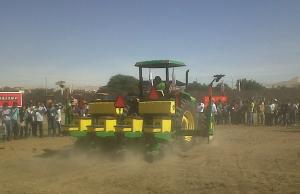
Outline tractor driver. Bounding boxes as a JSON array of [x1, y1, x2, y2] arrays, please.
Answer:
[[153, 76, 166, 97], [153, 76, 166, 91]]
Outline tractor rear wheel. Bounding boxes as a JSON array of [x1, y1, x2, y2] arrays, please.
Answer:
[[198, 112, 208, 136], [174, 98, 197, 143]]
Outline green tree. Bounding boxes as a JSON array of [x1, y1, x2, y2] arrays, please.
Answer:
[[106, 74, 139, 95]]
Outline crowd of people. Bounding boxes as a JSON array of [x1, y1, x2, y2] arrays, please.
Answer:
[[1, 96, 299, 141], [0, 102, 62, 141], [198, 98, 300, 126]]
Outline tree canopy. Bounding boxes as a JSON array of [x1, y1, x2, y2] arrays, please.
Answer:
[[105, 74, 139, 95], [186, 81, 208, 91]]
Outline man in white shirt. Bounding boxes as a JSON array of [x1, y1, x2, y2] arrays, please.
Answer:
[[197, 101, 205, 113], [55, 104, 62, 136], [196, 100, 205, 129], [36, 103, 46, 137], [211, 102, 217, 114]]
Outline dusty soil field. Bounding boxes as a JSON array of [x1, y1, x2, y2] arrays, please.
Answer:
[[0, 125, 299, 194]]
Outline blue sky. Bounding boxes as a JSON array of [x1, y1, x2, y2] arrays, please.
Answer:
[[0, 0, 299, 88]]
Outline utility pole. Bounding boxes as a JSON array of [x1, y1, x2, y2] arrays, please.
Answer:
[[45, 76, 48, 96]]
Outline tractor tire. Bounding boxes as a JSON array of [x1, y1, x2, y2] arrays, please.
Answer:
[[172, 98, 198, 149], [198, 112, 207, 131], [174, 98, 197, 132]]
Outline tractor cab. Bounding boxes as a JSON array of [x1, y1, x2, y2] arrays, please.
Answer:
[[135, 60, 188, 100], [133, 60, 201, 141]]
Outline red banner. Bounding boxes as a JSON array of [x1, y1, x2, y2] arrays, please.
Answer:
[[0, 92, 23, 107], [203, 96, 228, 107]]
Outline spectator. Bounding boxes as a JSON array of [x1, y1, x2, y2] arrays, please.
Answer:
[[55, 104, 62, 136], [1, 102, 12, 140], [196, 100, 205, 129], [19, 106, 26, 138], [291, 102, 298, 125], [223, 102, 231, 124], [36, 103, 46, 137], [273, 99, 280, 125], [281, 101, 289, 126], [196, 100, 205, 113], [247, 99, 255, 125], [24, 106, 33, 137], [287, 102, 293, 126], [297, 101, 300, 122], [231, 101, 239, 124], [47, 102, 57, 136], [211, 100, 217, 114], [239, 100, 247, 124], [216, 100, 223, 125], [11, 102, 20, 139], [31, 106, 37, 136], [270, 100, 276, 125], [257, 101, 265, 125]]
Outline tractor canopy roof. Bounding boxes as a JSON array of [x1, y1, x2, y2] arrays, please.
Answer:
[[135, 60, 186, 68]]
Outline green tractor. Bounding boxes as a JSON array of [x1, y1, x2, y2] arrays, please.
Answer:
[[67, 60, 217, 156]]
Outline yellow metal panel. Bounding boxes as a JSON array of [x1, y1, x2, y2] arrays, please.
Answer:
[[153, 128, 162, 132], [88, 102, 116, 115], [105, 119, 116, 132], [132, 119, 143, 132], [143, 117, 172, 133], [144, 127, 161, 133], [139, 101, 175, 115], [123, 127, 132, 132], [115, 127, 132, 132], [69, 127, 79, 131], [94, 127, 105, 131], [161, 119, 172, 132], [79, 118, 92, 131]]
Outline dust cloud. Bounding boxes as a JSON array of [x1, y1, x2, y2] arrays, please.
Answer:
[[0, 125, 299, 194]]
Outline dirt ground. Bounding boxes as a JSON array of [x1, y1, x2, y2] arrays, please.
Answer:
[[0, 125, 299, 194]]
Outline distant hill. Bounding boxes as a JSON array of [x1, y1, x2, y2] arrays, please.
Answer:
[[271, 76, 300, 88]]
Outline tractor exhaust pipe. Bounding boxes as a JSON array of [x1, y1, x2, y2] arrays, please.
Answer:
[[185, 69, 189, 89]]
